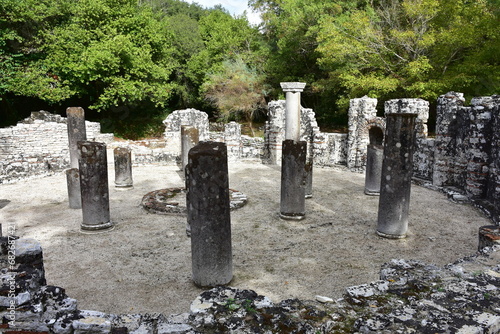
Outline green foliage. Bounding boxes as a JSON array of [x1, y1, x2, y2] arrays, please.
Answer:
[[316, 0, 500, 109], [202, 57, 269, 133]]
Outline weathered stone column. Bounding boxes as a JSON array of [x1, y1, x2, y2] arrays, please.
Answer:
[[281, 82, 306, 141], [465, 97, 496, 199], [67, 107, 87, 169], [433, 92, 466, 187], [66, 107, 87, 209], [78, 141, 114, 231], [280, 140, 307, 220], [364, 144, 384, 195], [186, 141, 232, 287], [114, 147, 133, 189], [478, 225, 500, 251], [224, 121, 242, 161], [66, 168, 81, 209], [181, 126, 199, 172], [377, 113, 417, 238]]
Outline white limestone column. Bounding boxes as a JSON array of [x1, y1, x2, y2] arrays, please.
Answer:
[[280, 82, 306, 141]]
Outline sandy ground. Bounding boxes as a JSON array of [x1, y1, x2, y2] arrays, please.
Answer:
[[0, 159, 492, 316]]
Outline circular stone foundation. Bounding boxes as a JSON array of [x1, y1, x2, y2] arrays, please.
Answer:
[[141, 188, 247, 215]]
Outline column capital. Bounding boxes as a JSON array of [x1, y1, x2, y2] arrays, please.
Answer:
[[280, 82, 306, 93]]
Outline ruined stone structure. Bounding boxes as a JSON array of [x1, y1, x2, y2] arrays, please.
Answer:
[[3, 236, 499, 333], [0, 111, 112, 184], [1, 93, 499, 220]]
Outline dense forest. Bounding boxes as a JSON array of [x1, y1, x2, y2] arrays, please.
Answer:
[[1, 0, 498, 138]]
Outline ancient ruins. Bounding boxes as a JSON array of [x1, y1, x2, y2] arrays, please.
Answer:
[[0, 88, 499, 332]]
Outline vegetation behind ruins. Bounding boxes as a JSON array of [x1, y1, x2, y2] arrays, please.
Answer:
[[0, 0, 498, 138]]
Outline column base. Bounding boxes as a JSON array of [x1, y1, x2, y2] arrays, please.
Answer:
[[376, 230, 406, 239], [364, 189, 380, 196], [81, 221, 115, 233], [115, 184, 134, 191], [279, 213, 305, 221]]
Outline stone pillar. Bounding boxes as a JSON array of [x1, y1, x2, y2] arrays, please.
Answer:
[[224, 121, 242, 161], [478, 225, 500, 252], [377, 113, 417, 238], [186, 141, 232, 287], [114, 147, 133, 189], [66, 168, 81, 209], [364, 144, 384, 195], [66, 107, 87, 209], [281, 82, 306, 141], [465, 97, 495, 199], [280, 140, 307, 220], [181, 126, 199, 172], [66, 107, 87, 169], [433, 92, 466, 187], [78, 141, 114, 232], [304, 162, 313, 198]]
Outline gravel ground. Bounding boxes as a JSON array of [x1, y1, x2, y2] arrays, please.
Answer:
[[0, 159, 491, 316]]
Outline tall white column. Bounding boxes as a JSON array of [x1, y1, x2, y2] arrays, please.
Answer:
[[280, 82, 306, 141]]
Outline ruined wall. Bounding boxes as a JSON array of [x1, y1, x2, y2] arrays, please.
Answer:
[[263, 100, 334, 165], [3, 237, 499, 333], [0, 111, 112, 184]]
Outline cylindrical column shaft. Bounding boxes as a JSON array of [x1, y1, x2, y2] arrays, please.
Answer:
[[281, 82, 306, 141], [364, 144, 384, 195], [280, 139, 307, 220], [114, 147, 133, 189], [181, 126, 199, 172], [377, 113, 417, 238], [78, 141, 114, 231], [305, 161, 313, 199], [186, 141, 232, 287], [66, 107, 87, 169], [66, 168, 81, 209]]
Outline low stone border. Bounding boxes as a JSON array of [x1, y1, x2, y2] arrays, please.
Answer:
[[1, 237, 499, 333], [141, 188, 248, 215]]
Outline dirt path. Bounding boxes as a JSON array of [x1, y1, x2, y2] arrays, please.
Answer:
[[0, 160, 491, 316]]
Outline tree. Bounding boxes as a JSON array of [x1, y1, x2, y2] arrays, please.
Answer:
[[202, 57, 269, 135], [316, 0, 500, 109]]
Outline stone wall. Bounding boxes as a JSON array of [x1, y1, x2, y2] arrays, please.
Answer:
[[0, 111, 113, 184], [2, 237, 499, 333]]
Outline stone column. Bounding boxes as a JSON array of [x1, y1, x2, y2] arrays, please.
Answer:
[[186, 141, 232, 287], [465, 97, 495, 199], [66, 168, 81, 209], [66, 107, 87, 209], [377, 113, 417, 238], [114, 147, 133, 189], [364, 144, 384, 195], [478, 225, 500, 252], [433, 92, 465, 187], [181, 126, 199, 172], [281, 82, 306, 141], [224, 121, 242, 161], [67, 107, 87, 169], [78, 141, 114, 232], [280, 140, 307, 220]]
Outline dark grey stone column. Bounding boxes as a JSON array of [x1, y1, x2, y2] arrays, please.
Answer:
[[364, 144, 384, 195], [280, 139, 307, 220], [186, 141, 232, 287], [305, 161, 313, 199], [78, 141, 114, 232], [377, 113, 417, 238], [478, 225, 500, 251], [66, 107, 87, 209], [66, 168, 81, 209], [181, 126, 199, 172], [114, 147, 133, 189]]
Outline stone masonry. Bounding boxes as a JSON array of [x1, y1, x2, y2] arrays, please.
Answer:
[[0, 111, 112, 184], [2, 237, 499, 333]]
